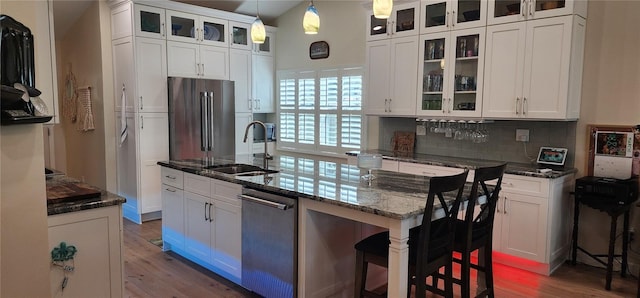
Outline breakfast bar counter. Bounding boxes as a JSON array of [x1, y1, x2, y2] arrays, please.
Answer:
[[160, 154, 481, 297]]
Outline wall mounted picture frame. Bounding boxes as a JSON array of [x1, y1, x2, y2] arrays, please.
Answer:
[[309, 41, 329, 59]]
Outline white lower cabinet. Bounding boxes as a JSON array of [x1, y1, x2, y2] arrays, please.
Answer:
[[494, 192, 547, 262], [161, 184, 184, 251], [491, 173, 573, 275], [48, 205, 124, 297], [116, 112, 169, 223], [165, 170, 242, 283]]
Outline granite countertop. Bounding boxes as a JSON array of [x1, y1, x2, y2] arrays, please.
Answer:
[[46, 175, 126, 216], [159, 154, 468, 220], [347, 150, 578, 179]]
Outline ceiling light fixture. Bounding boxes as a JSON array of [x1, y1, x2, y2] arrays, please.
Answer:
[[373, 0, 393, 19], [251, 0, 266, 44], [303, 0, 319, 34]]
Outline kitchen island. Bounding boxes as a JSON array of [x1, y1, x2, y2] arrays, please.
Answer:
[[159, 153, 575, 297], [46, 174, 126, 297]]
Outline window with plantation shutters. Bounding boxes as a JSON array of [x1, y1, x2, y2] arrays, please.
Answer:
[[277, 68, 363, 155]]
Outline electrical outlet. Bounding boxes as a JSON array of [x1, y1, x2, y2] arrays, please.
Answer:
[[416, 124, 426, 136], [516, 129, 530, 142]]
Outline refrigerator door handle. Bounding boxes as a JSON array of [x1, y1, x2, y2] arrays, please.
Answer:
[[208, 91, 214, 151], [200, 92, 207, 151]]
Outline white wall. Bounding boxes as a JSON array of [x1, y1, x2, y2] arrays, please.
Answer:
[[54, 1, 112, 190], [574, 0, 640, 269], [274, 0, 367, 70]]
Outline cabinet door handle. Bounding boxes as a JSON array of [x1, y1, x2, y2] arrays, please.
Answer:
[[139, 96, 143, 110], [446, 11, 450, 27], [515, 97, 520, 115], [388, 98, 392, 112], [204, 202, 209, 221], [529, 0, 534, 16], [165, 188, 176, 193], [161, 22, 165, 37], [390, 20, 395, 35], [248, 99, 253, 110], [384, 99, 388, 112], [140, 115, 144, 129], [201, 63, 205, 76], [521, 0, 527, 17], [448, 98, 452, 113], [196, 63, 200, 75], [451, 10, 455, 27], [254, 99, 260, 110], [165, 175, 176, 180], [442, 99, 446, 113], [503, 197, 508, 214], [523, 97, 527, 115], [209, 202, 213, 222]]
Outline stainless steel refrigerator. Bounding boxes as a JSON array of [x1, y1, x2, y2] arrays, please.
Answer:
[[168, 77, 235, 161]]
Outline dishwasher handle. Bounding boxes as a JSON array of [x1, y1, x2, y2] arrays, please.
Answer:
[[238, 194, 291, 210]]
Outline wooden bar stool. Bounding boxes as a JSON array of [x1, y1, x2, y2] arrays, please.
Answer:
[[354, 170, 469, 298], [451, 164, 506, 298]]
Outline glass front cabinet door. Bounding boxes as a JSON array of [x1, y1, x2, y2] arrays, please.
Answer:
[[229, 21, 251, 51], [134, 4, 166, 39], [366, 2, 419, 41], [420, 0, 487, 34], [488, 0, 585, 25], [417, 28, 485, 117], [166, 11, 228, 47]]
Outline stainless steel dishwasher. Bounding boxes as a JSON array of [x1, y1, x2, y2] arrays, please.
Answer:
[[240, 188, 297, 298]]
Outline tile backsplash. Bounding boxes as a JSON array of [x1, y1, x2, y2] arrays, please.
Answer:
[[377, 118, 577, 166]]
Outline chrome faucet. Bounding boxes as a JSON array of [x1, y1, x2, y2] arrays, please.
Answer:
[[243, 120, 273, 169]]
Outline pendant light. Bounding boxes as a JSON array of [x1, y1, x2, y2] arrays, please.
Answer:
[[303, 0, 319, 34], [373, 0, 393, 19], [251, 0, 266, 44]]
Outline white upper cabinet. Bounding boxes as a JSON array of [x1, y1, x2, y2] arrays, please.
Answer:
[[166, 10, 228, 47], [366, 2, 420, 41], [252, 55, 275, 113], [167, 41, 229, 80], [487, 0, 587, 25], [252, 29, 276, 56], [482, 15, 585, 119], [365, 36, 419, 116], [134, 4, 166, 39], [419, 0, 487, 34], [229, 21, 252, 51], [135, 37, 168, 112], [417, 27, 485, 117], [113, 36, 167, 113], [230, 49, 253, 113]]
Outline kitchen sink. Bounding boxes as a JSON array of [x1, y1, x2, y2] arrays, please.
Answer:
[[209, 164, 278, 176], [236, 169, 279, 176]]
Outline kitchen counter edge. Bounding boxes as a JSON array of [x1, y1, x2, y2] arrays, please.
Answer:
[[47, 175, 126, 216], [347, 150, 577, 179]]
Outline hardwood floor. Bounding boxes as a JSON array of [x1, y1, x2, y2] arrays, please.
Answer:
[[124, 219, 637, 297]]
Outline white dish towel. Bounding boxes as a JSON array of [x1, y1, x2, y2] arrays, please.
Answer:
[[77, 87, 95, 131]]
